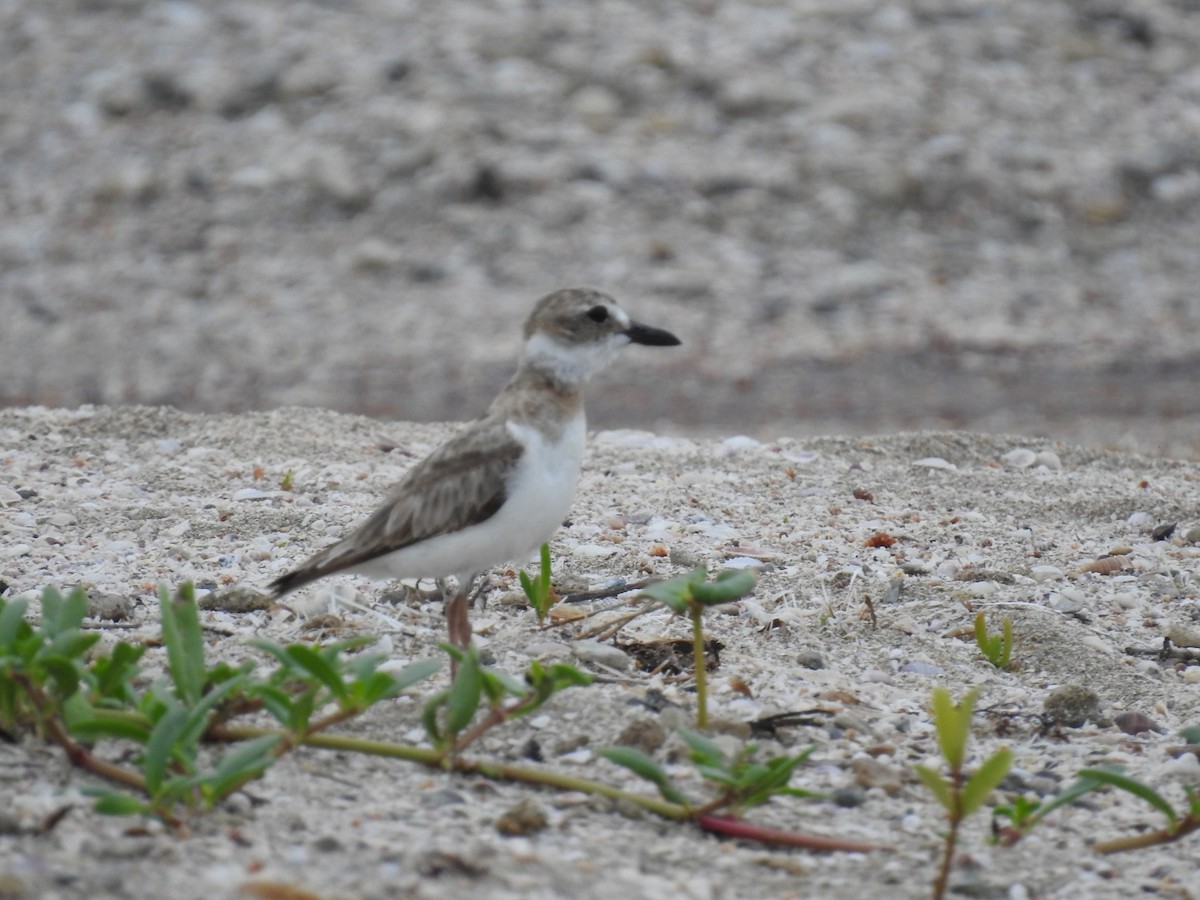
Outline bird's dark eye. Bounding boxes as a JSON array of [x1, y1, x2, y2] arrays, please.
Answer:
[[585, 305, 609, 323]]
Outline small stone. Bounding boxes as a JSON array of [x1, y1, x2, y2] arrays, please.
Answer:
[[1184, 527, 1200, 545], [668, 548, 702, 568], [899, 661, 943, 677], [912, 457, 956, 471], [1002, 448, 1037, 468], [1151, 522, 1177, 542], [569, 85, 622, 131], [1166, 624, 1200, 648], [1113, 711, 1165, 735], [232, 488, 276, 502], [1043, 684, 1102, 728], [830, 786, 866, 808], [1030, 565, 1065, 583], [718, 435, 761, 455], [796, 648, 826, 670], [495, 798, 548, 837], [1163, 752, 1200, 784], [86, 592, 133, 621], [572, 639, 632, 670], [851, 756, 902, 796], [615, 719, 666, 754], [200, 587, 272, 613], [349, 238, 403, 272], [1033, 450, 1063, 471], [312, 835, 343, 853], [422, 788, 466, 808]]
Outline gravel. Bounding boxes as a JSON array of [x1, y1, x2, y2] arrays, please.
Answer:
[[2, 404, 1199, 899], [3, 1, 1200, 454]]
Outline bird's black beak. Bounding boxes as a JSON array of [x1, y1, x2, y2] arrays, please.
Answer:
[[624, 321, 681, 347]]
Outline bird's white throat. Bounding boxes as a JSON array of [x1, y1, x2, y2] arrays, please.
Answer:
[[521, 330, 628, 385]]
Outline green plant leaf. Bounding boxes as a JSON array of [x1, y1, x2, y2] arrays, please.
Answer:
[[159, 583, 206, 705], [176, 674, 250, 751], [0, 597, 30, 651], [248, 684, 294, 724], [444, 652, 482, 734], [143, 704, 191, 793], [689, 569, 757, 605], [203, 734, 282, 799], [387, 658, 442, 693], [40, 656, 86, 699], [1178, 725, 1200, 744], [40, 588, 86, 638], [1018, 772, 1110, 828], [287, 688, 317, 732], [422, 689, 448, 746], [599, 746, 689, 806], [931, 686, 975, 770], [960, 748, 1013, 816], [916, 764, 954, 812], [1077, 767, 1179, 828], [69, 714, 153, 744], [640, 571, 698, 614], [88, 791, 154, 817], [679, 729, 725, 769], [43, 630, 100, 663], [482, 667, 529, 703], [92, 642, 147, 706], [283, 644, 349, 704], [545, 663, 592, 690]]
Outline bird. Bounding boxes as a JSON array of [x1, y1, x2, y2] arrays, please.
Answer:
[[269, 288, 680, 652]]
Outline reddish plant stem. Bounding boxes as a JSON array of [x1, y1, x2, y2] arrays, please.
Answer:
[[697, 815, 890, 853]]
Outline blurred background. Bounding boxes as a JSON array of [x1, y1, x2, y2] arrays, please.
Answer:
[[2, 0, 1198, 456]]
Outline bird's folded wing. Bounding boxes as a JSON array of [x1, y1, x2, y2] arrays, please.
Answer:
[[272, 418, 524, 589]]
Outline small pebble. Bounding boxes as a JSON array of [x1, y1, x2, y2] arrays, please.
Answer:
[[421, 788, 466, 808], [796, 648, 826, 670], [495, 798, 549, 837], [615, 720, 666, 754], [1002, 448, 1037, 468], [860, 668, 893, 684], [200, 587, 272, 613], [912, 457, 956, 471], [572, 640, 632, 670], [1162, 753, 1200, 784], [312, 835, 343, 853], [1043, 684, 1102, 727], [232, 488, 276, 502], [830, 786, 866, 808], [1113, 711, 1164, 735], [899, 661, 943, 677], [1030, 565, 1064, 583], [1033, 450, 1063, 470], [851, 756, 902, 796], [86, 592, 133, 621]]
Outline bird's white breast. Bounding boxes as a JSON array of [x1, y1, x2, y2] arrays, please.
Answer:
[[499, 412, 587, 551], [350, 411, 585, 583]]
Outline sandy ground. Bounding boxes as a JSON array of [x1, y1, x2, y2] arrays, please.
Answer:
[[1, 404, 1199, 900], [3, 0, 1200, 456]]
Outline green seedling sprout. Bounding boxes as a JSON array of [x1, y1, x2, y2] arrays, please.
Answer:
[[974, 611, 1014, 670], [641, 567, 756, 728], [915, 687, 1012, 900], [519, 542, 556, 623]]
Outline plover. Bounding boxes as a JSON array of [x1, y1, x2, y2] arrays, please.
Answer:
[[269, 288, 680, 651]]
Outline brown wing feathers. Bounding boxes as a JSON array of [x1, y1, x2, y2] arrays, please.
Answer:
[[269, 422, 522, 597]]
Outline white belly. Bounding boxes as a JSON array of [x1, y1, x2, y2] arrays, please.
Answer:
[[352, 413, 586, 582]]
